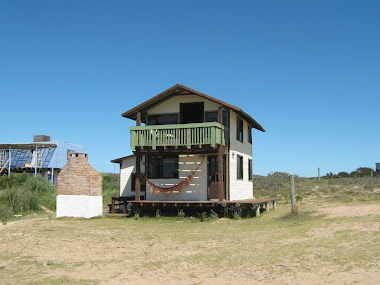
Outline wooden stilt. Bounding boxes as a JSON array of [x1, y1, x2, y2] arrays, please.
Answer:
[[218, 144, 224, 201], [135, 147, 141, 201], [255, 206, 260, 217]]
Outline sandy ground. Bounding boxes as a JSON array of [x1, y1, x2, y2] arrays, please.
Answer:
[[319, 204, 380, 218], [1, 203, 379, 284]]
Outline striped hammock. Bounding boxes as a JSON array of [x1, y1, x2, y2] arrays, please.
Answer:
[[140, 159, 204, 198]]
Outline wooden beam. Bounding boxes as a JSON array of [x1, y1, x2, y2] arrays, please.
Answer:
[[136, 111, 141, 126], [135, 148, 141, 201], [218, 144, 224, 201], [218, 106, 223, 124]]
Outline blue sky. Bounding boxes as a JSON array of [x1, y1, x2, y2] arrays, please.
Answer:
[[0, 0, 379, 177]]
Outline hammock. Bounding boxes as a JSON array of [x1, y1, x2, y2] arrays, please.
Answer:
[[140, 159, 204, 198]]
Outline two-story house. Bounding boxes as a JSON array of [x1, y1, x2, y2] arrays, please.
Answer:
[[111, 84, 265, 206]]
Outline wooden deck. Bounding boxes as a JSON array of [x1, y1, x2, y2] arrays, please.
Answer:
[[106, 197, 277, 217], [129, 199, 276, 208]]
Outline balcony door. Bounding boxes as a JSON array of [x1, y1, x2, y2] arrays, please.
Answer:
[[180, 102, 204, 124]]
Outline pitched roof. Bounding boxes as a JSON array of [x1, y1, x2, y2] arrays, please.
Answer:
[[110, 154, 134, 164], [121, 84, 265, 132]]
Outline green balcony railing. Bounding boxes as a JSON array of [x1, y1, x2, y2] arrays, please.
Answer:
[[130, 122, 228, 150]]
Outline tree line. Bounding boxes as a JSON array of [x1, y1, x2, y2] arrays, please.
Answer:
[[323, 167, 377, 178]]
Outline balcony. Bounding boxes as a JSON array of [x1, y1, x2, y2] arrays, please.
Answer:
[[130, 122, 228, 150]]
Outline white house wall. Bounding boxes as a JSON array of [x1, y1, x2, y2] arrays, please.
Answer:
[[145, 154, 207, 201], [148, 95, 222, 116], [120, 156, 145, 197], [229, 110, 254, 200]]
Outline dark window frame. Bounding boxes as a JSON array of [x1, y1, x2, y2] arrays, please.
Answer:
[[248, 126, 252, 144], [147, 113, 179, 125], [236, 116, 243, 142], [248, 159, 252, 181], [205, 110, 228, 127], [237, 155, 243, 180], [147, 155, 179, 179]]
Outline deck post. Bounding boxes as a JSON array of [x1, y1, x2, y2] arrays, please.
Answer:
[[290, 175, 297, 214], [255, 206, 260, 217], [135, 111, 142, 201], [8, 146, 11, 176], [34, 146, 37, 177], [266, 203, 270, 212], [218, 144, 224, 201], [273, 201, 277, 209], [111, 197, 115, 213], [136, 111, 141, 126], [135, 147, 141, 201]]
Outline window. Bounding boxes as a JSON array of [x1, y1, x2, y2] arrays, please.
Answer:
[[131, 173, 146, 192], [205, 110, 228, 126], [180, 102, 204, 124], [237, 155, 243, 180], [248, 126, 252, 144], [236, 117, 243, 142], [248, 159, 252, 181], [148, 114, 178, 125], [147, 155, 178, 178]]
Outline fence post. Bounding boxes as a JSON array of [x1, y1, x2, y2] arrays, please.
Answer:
[[318, 168, 320, 182], [290, 175, 297, 215]]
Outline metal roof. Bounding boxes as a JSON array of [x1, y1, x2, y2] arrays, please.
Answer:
[[121, 84, 265, 132], [0, 142, 58, 149]]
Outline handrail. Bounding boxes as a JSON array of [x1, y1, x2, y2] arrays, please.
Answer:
[[130, 122, 225, 131], [130, 122, 229, 150]]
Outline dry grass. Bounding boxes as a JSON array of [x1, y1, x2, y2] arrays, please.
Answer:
[[0, 180, 379, 284]]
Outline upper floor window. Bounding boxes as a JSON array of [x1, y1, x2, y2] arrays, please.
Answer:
[[205, 110, 228, 126], [147, 155, 178, 179], [237, 155, 243, 180], [248, 159, 252, 181], [236, 117, 243, 142], [248, 126, 252, 144], [148, 114, 178, 125]]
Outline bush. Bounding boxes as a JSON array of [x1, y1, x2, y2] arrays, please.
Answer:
[[101, 173, 119, 206], [0, 173, 56, 213], [178, 209, 185, 220], [0, 205, 12, 224]]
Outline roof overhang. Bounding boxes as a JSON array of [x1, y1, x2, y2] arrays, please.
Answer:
[[121, 84, 265, 132], [110, 154, 134, 164]]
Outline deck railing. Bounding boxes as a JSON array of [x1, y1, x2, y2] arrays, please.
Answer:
[[130, 122, 228, 150]]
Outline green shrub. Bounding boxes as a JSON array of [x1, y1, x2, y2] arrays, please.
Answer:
[[232, 211, 240, 220], [101, 173, 119, 206], [200, 212, 207, 222], [155, 209, 161, 219], [209, 209, 219, 220], [0, 205, 12, 224], [0, 173, 56, 213], [178, 209, 185, 220]]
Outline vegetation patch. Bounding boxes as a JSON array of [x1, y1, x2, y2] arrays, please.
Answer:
[[0, 173, 56, 214]]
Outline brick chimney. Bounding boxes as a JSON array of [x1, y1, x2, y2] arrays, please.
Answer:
[[58, 152, 102, 196], [56, 152, 103, 218]]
